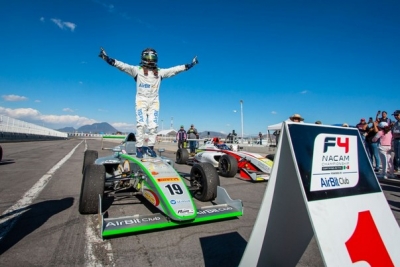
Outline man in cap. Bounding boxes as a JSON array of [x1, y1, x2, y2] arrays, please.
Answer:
[[392, 110, 400, 173], [187, 124, 198, 155], [289, 114, 304, 122], [99, 47, 198, 158], [176, 125, 187, 149]]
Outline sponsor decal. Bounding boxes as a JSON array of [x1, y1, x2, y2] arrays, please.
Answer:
[[170, 199, 191, 205], [177, 209, 194, 214], [197, 207, 233, 215], [105, 216, 162, 228], [143, 189, 159, 206], [157, 177, 180, 182], [310, 134, 359, 191], [139, 83, 151, 88]]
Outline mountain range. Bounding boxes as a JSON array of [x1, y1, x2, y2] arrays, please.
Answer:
[[57, 123, 240, 138], [57, 122, 120, 134]]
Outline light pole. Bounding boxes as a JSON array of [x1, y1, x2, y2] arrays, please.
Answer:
[[240, 100, 244, 144]]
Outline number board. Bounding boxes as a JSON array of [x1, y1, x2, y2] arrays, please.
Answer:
[[239, 122, 400, 267]]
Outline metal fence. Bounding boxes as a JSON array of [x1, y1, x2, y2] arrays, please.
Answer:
[[0, 115, 67, 138]]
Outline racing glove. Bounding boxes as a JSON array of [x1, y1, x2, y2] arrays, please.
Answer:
[[99, 47, 115, 66], [185, 56, 198, 70]]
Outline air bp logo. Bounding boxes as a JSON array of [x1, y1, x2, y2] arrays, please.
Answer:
[[310, 134, 359, 191]]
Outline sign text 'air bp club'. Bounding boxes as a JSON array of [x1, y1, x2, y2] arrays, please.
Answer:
[[311, 134, 358, 191], [239, 122, 400, 267]]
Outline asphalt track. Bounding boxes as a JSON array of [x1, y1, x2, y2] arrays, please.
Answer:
[[0, 139, 399, 267]]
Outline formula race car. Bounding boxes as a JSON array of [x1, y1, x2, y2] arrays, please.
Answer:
[[176, 141, 273, 182], [79, 133, 243, 238]]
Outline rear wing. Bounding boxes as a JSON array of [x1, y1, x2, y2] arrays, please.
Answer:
[[101, 135, 127, 150]]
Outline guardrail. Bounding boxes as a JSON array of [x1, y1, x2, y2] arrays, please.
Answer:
[[0, 115, 67, 141]]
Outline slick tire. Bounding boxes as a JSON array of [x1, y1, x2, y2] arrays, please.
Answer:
[[82, 150, 98, 174], [176, 148, 189, 164], [79, 164, 105, 214], [190, 162, 220, 202], [0, 145, 2, 162], [265, 154, 275, 162], [218, 154, 238, 177]]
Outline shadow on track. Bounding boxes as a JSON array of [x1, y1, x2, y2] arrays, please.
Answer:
[[200, 231, 247, 267], [0, 197, 74, 255]]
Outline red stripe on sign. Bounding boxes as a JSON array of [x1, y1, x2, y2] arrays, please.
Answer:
[[345, 210, 394, 267]]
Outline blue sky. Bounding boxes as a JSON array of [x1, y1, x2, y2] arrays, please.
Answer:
[[1, 0, 399, 136]]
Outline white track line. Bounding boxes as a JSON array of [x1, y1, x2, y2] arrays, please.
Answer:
[[0, 141, 83, 241], [83, 140, 115, 267]]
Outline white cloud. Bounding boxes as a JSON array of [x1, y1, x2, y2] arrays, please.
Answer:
[[63, 108, 74, 113], [35, 100, 41, 103], [40, 17, 45, 22], [271, 111, 277, 115], [0, 106, 96, 128], [300, 90, 308, 94], [51, 18, 76, 32], [2, 95, 28, 102]]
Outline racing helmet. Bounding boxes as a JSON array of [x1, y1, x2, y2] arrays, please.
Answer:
[[141, 48, 158, 68]]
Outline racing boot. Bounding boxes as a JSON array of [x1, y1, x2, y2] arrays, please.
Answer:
[[136, 147, 143, 158], [147, 146, 156, 157]]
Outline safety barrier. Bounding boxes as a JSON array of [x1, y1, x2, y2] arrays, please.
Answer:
[[0, 115, 67, 142]]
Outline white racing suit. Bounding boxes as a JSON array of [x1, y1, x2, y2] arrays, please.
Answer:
[[113, 60, 187, 147]]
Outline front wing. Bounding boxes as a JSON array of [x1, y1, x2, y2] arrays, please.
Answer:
[[99, 186, 243, 238]]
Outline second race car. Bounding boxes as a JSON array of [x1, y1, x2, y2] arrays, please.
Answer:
[[176, 140, 273, 182]]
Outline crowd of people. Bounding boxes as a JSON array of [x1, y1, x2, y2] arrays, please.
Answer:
[[307, 111, 400, 179], [354, 110, 400, 179]]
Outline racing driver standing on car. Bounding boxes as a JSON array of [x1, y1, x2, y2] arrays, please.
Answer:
[[99, 47, 198, 157]]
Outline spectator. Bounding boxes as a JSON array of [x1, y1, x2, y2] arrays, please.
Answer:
[[187, 124, 198, 155], [356, 118, 368, 141], [342, 123, 349, 127], [376, 110, 391, 125], [392, 110, 400, 174], [376, 122, 393, 179], [315, 121, 322, 124], [176, 125, 187, 149], [365, 120, 381, 172], [289, 114, 304, 122], [273, 130, 280, 146]]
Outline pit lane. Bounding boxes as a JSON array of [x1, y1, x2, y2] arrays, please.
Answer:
[[0, 139, 399, 266]]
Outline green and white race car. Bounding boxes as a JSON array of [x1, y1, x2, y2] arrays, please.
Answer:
[[79, 133, 243, 238]]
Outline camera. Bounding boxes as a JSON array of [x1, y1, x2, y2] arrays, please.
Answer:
[[377, 110, 381, 115]]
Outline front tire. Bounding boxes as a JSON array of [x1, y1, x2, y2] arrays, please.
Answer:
[[218, 154, 238, 177], [79, 164, 105, 214], [0, 145, 3, 161], [82, 150, 98, 174], [176, 148, 189, 164], [190, 163, 220, 202]]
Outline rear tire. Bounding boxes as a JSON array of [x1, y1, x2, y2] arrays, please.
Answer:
[[82, 150, 98, 174], [218, 154, 238, 177], [0, 145, 2, 161], [79, 164, 105, 214], [190, 163, 220, 202], [176, 148, 189, 164]]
